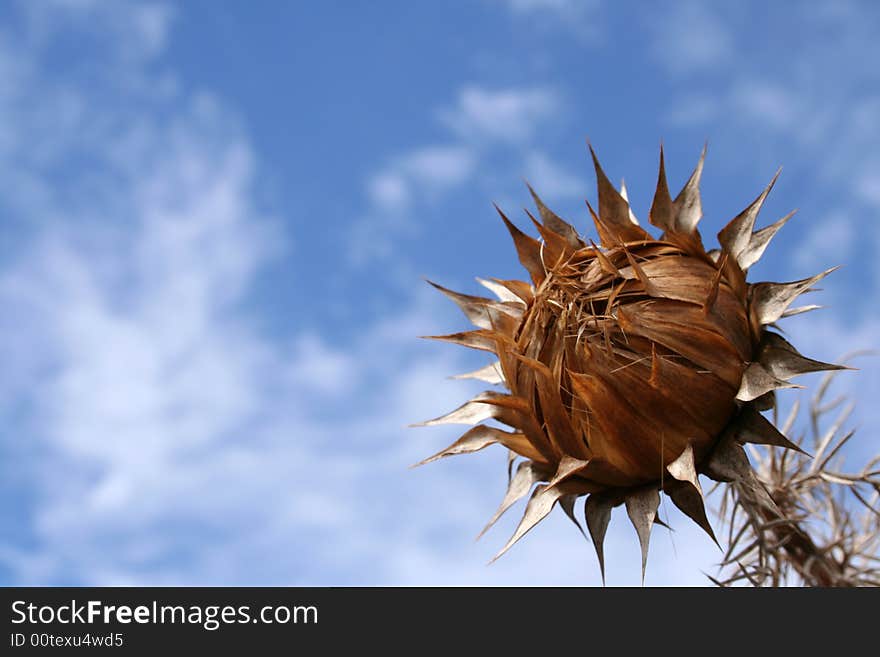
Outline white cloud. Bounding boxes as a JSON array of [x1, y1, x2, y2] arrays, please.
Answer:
[[668, 80, 801, 134], [647, 1, 734, 75], [354, 86, 562, 265], [0, 128, 280, 581], [493, 0, 603, 41], [524, 151, 585, 200], [0, 94, 485, 583], [665, 94, 720, 126], [732, 80, 799, 130], [366, 145, 477, 214], [439, 86, 561, 143], [856, 165, 880, 208], [504, 0, 577, 11], [286, 334, 358, 396], [366, 171, 410, 212], [399, 145, 477, 188], [655, 2, 880, 177], [368, 145, 476, 207], [793, 211, 856, 272], [24, 0, 174, 62], [353, 145, 476, 263]]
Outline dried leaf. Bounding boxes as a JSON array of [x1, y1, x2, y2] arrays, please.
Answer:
[[469, 392, 560, 463], [496, 204, 546, 284], [426, 280, 521, 330], [617, 301, 745, 388], [702, 253, 726, 313], [560, 494, 587, 539], [420, 329, 501, 353], [626, 487, 660, 583], [476, 277, 527, 306], [718, 169, 780, 264], [619, 178, 640, 225], [736, 362, 802, 402], [513, 353, 587, 459], [526, 209, 571, 270], [750, 267, 839, 325], [413, 425, 528, 466], [734, 404, 809, 455], [413, 392, 505, 426], [546, 455, 592, 489], [671, 143, 706, 233], [705, 436, 754, 483], [758, 332, 849, 381], [490, 484, 565, 562], [666, 480, 718, 545], [478, 460, 549, 539], [781, 304, 822, 319], [589, 145, 651, 245], [568, 370, 674, 481], [667, 443, 699, 489], [738, 209, 795, 271], [591, 239, 621, 276], [526, 182, 583, 248], [484, 277, 534, 305], [584, 494, 614, 583], [663, 444, 718, 543], [622, 248, 660, 297], [750, 390, 776, 412], [451, 361, 505, 384], [649, 145, 674, 232]]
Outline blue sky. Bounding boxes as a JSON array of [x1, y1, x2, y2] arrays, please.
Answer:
[[0, 0, 878, 586]]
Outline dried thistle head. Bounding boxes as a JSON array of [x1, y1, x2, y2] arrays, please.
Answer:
[[415, 145, 848, 582]]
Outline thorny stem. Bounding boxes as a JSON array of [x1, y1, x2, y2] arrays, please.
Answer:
[[714, 366, 880, 587], [747, 483, 844, 586]]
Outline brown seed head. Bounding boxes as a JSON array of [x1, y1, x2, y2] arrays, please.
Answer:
[[415, 145, 846, 579]]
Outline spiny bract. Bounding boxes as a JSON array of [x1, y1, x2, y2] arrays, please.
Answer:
[[414, 145, 846, 581]]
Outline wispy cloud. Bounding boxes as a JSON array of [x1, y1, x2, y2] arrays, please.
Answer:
[[366, 146, 476, 213], [502, 0, 579, 11], [731, 80, 799, 130], [492, 0, 603, 41], [22, 0, 175, 62], [0, 96, 285, 582], [664, 94, 720, 126], [353, 144, 477, 263], [523, 151, 585, 199], [667, 81, 802, 134], [400, 145, 478, 186], [646, 1, 735, 75], [352, 85, 564, 265], [0, 75, 487, 584], [792, 211, 856, 272], [366, 171, 410, 213], [855, 164, 880, 208], [438, 86, 561, 144]]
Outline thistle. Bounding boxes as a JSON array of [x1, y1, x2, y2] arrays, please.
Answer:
[[414, 145, 850, 582]]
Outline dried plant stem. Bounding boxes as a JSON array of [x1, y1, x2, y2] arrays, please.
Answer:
[[735, 481, 845, 586], [714, 366, 880, 587]]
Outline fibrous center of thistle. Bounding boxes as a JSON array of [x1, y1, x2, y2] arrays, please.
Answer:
[[512, 246, 750, 486]]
